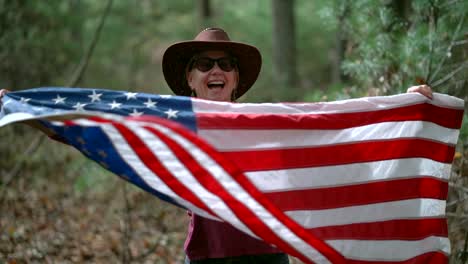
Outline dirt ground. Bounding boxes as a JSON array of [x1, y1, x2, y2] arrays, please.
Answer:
[[0, 165, 188, 263]]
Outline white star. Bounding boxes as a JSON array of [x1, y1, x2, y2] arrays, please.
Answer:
[[52, 95, 66, 104], [32, 106, 44, 112], [20, 97, 31, 103], [164, 108, 178, 119], [73, 102, 87, 111], [108, 100, 122, 109], [124, 92, 138, 100], [160, 95, 172, 99], [129, 109, 143, 117], [88, 90, 102, 102], [143, 98, 157, 108]]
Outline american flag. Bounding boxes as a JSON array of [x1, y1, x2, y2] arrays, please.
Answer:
[[0, 87, 464, 263]]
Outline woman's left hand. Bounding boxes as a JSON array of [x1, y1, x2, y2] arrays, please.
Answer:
[[406, 84, 433, 99]]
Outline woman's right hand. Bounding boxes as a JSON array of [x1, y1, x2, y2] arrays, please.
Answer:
[[0, 89, 10, 99]]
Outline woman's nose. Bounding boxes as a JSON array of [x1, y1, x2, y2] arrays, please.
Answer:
[[210, 62, 223, 73]]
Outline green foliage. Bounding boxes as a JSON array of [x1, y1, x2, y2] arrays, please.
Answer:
[[0, 1, 82, 89], [342, 0, 467, 97]]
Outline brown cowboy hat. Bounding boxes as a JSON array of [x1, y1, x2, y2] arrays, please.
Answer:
[[162, 28, 262, 99]]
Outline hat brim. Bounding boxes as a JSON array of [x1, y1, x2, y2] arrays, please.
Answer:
[[162, 40, 262, 99]]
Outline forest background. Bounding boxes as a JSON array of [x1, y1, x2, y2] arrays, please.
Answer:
[[0, 0, 467, 263]]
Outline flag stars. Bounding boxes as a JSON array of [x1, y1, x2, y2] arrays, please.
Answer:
[[164, 108, 178, 119], [52, 95, 66, 104], [20, 97, 31, 104], [109, 100, 122, 109], [88, 90, 103, 102], [73, 102, 87, 111], [143, 98, 157, 108], [124, 92, 138, 100], [129, 109, 143, 117]]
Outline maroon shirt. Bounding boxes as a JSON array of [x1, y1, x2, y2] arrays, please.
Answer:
[[184, 212, 282, 260]]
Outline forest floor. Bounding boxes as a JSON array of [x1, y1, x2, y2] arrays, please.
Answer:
[[0, 160, 188, 263]]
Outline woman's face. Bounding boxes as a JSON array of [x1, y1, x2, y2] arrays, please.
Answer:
[[187, 50, 238, 102]]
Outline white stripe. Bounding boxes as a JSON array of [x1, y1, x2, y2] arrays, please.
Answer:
[[125, 122, 257, 238], [246, 158, 451, 191], [328, 236, 450, 261], [286, 198, 446, 228], [200, 121, 459, 151], [193, 93, 464, 114], [96, 123, 217, 220], [141, 121, 333, 263], [0, 112, 36, 126]]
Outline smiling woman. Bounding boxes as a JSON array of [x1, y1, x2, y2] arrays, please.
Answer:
[[161, 28, 289, 264], [162, 27, 262, 102], [186, 50, 238, 101]]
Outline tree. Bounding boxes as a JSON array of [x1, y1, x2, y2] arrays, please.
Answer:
[[198, 0, 212, 29], [331, 0, 350, 85], [271, 0, 297, 98]]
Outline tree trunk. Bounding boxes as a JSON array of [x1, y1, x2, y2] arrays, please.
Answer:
[[198, 0, 212, 29], [272, 0, 297, 95], [331, 0, 350, 84]]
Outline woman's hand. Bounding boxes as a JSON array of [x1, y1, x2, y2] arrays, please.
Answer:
[[406, 84, 433, 99], [0, 89, 10, 99]]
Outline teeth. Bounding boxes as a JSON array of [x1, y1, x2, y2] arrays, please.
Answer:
[[208, 81, 224, 85]]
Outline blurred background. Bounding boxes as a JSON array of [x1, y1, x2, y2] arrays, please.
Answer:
[[0, 0, 467, 263]]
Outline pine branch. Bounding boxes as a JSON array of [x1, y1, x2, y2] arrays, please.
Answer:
[[428, 13, 465, 83], [432, 61, 468, 87], [425, 3, 437, 83], [454, 39, 468, 47]]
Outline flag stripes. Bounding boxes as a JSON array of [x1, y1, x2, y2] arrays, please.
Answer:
[[196, 103, 463, 129], [308, 218, 448, 240], [245, 158, 451, 191], [265, 177, 447, 210], [222, 139, 455, 171], [285, 198, 446, 228], [89, 116, 343, 263], [199, 121, 459, 151]]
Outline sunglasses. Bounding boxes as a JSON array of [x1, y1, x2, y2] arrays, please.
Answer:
[[190, 57, 237, 72]]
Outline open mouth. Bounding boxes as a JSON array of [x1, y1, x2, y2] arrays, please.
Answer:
[[207, 81, 225, 89]]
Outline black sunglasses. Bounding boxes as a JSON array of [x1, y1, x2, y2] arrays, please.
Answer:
[[190, 57, 237, 72]]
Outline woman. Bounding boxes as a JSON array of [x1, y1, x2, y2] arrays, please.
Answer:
[[162, 27, 290, 264]]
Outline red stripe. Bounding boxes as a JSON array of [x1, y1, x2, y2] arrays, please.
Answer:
[[111, 123, 216, 217], [266, 178, 448, 210], [346, 251, 448, 264], [136, 116, 347, 263], [308, 218, 448, 240], [197, 103, 464, 129], [223, 139, 455, 171]]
